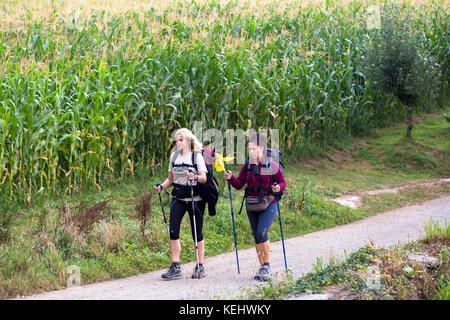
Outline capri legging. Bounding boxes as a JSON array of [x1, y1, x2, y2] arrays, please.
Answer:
[[247, 202, 278, 244], [169, 198, 206, 241]]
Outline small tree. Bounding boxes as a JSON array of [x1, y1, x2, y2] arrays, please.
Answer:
[[364, 3, 441, 137]]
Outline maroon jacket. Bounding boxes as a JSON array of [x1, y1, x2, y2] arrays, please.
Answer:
[[230, 156, 286, 204]]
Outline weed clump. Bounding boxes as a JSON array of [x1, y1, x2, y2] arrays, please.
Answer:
[[135, 192, 153, 244], [60, 199, 111, 237]]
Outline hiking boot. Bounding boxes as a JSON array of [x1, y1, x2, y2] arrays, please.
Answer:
[[254, 264, 271, 282], [191, 264, 205, 279], [162, 263, 182, 280]]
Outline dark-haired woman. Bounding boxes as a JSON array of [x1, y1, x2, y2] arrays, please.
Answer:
[[224, 133, 286, 281]]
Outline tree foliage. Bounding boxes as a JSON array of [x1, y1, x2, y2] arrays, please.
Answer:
[[363, 2, 442, 137]]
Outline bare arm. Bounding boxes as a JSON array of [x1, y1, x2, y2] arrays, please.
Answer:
[[155, 172, 174, 193], [162, 172, 174, 189], [197, 171, 207, 183]]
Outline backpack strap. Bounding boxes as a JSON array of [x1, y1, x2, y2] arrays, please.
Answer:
[[192, 151, 198, 171], [237, 159, 273, 214], [258, 169, 264, 202], [171, 151, 198, 173], [237, 159, 250, 215], [238, 195, 245, 215]]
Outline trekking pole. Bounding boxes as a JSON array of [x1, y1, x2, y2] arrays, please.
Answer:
[[226, 170, 240, 274], [155, 183, 170, 242], [273, 182, 288, 271], [188, 170, 200, 274]]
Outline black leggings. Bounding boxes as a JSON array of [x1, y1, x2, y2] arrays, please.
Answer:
[[169, 198, 206, 242]]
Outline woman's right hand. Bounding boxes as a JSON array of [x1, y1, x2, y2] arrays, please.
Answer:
[[224, 170, 232, 180], [154, 184, 163, 194]]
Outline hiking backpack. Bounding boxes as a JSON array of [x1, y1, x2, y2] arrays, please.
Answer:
[[170, 147, 219, 216], [199, 147, 220, 216], [237, 147, 284, 215]]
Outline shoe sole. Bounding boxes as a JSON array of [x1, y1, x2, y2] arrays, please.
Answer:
[[161, 273, 182, 280], [192, 272, 206, 279], [254, 273, 271, 281]]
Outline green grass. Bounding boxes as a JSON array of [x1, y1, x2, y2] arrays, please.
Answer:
[[424, 218, 450, 242], [287, 108, 450, 194], [359, 181, 449, 214]]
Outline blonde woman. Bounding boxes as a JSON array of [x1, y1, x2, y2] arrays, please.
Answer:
[[154, 128, 208, 279]]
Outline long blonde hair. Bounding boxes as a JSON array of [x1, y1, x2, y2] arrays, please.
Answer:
[[172, 128, 203, 154]]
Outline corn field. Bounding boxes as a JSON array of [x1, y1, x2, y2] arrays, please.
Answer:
[[0, 0, 448, 198]]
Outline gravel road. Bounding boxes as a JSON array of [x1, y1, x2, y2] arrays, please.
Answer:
[[16, 195, 449, 300]]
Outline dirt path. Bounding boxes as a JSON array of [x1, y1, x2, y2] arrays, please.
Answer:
[[17, 195, 449, 300], [332, 178, 450, 208]]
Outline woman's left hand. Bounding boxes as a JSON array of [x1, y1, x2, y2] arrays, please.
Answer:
[[187, 172, 196, 181], [272, 184, 281, 193]]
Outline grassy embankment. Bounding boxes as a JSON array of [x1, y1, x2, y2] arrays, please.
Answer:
[[244, 218, 450, 300]]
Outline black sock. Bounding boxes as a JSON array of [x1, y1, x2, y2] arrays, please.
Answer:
[[262, 262, 270, 267]]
